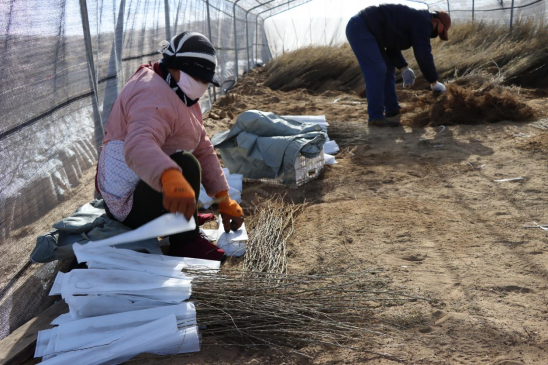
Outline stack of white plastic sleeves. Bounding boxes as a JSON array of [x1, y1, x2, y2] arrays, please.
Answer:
[[35, 215, 220, 364]]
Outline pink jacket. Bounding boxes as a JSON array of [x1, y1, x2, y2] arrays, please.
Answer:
[[102, 66, 228, 195]]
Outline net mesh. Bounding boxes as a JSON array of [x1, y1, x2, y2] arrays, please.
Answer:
[[426, 0, 547, 23], [0, 0, 546, 342], [264, 0, 547, 57], [0, 0, 273, 340]]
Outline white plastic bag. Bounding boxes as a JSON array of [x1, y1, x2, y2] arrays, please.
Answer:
[[65, 294, 173, 319], [80, 214, 196, 250], [73, 245, 219, 277], [53, 269, 192, 303], [324, 140, 340, 154], [40, 304, 196, 357], [39, 314, 179, 365], [215, 216, 247, 257]]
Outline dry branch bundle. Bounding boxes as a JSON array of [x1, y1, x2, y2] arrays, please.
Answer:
[[186, 268, 428, 357], [243, 195, 303, 274]]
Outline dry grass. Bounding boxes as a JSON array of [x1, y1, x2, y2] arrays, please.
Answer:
[[264, 20, 548, 92], [424, 20, 548, 88], [264, 44, 362, 93]]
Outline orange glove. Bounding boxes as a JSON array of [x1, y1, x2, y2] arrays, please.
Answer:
[[161, 169, 196, 220], [215, 191, 244, 233]]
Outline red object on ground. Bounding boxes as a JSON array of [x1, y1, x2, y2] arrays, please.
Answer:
[[197, 212, 216, 226], [169, 234, 226, 262]]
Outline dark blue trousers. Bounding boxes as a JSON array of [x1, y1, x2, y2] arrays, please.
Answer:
[[346, 15, 401, 121]]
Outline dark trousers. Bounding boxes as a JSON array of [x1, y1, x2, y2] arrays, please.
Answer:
[[106, 152, 201, 244], [346, 15, 400, 121]]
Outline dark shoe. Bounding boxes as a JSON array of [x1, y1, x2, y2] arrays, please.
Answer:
[[197, 212, 216, 226], [385, 109, 400, 118], [169, 234, 227, 262], [368, 118, 401, 128]]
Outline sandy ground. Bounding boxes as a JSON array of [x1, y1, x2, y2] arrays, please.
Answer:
[[17, 68, 548, 364]]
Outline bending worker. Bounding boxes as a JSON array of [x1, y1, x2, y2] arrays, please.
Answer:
[[96, 31, 243, 262], [346, 4, 451, 127]]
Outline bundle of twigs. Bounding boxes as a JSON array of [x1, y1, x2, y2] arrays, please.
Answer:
[[242, 196, 303, 274], [186, 269, 428, 357]]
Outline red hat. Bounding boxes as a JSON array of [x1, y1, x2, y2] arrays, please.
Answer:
[[435, 11, 451, 41]]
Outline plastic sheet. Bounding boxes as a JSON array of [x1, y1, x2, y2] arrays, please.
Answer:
[[73, 245, 219, 277], [199, 168, 243, 209], [493, 177, 525, 182], [39, 314, 179, 365], [64, 294, 173, 319], [145, 325, 201, 355], [35, 329, 54, 358], [39, 304, 196, 358], [51, 269, 192, 303], [324, 140, 340, 155], [201, 229, 219, 241], [77, 214, 196, 250], [282, 115, 328, 132], [50, 313, 73, 326], [215, 216, 247, 257], [324, 153, 338, 165]]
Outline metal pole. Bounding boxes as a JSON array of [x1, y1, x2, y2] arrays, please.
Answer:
[[472, 0, 475, 22], [255, 17, 259, 66], [446, 0, 451, 16], [510, 0, 515, 31], [117, 0, 125, 82], [79, 0, 104, 146], [245, 11, 251, 73], [79, 0, 99, 105], [164, 0, 171, 40], [206, 0, 212, 39], [259, 0, 314, 20], [233, 1, 241, 82], [205, 0, 216, 101], [241, 0, 278, 73]]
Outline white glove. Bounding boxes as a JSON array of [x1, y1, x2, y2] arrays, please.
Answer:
[[431, 82, 446, 93], [402, 67, 415, 88]]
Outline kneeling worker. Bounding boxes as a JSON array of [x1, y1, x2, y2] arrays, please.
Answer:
[[346, 4, 451, 127], [96, 31, 243, 262]]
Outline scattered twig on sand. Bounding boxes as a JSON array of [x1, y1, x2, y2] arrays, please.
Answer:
[[523, 222, 548, 231]]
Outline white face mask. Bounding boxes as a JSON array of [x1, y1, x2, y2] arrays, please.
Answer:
[[177, 71, 209, 100]]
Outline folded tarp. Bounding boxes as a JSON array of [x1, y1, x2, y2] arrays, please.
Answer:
[[211, 110, 326, 183], [30, 199, 162, 263]]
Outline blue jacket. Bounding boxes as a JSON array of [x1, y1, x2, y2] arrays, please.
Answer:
[[359, 4, 438, 83]]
